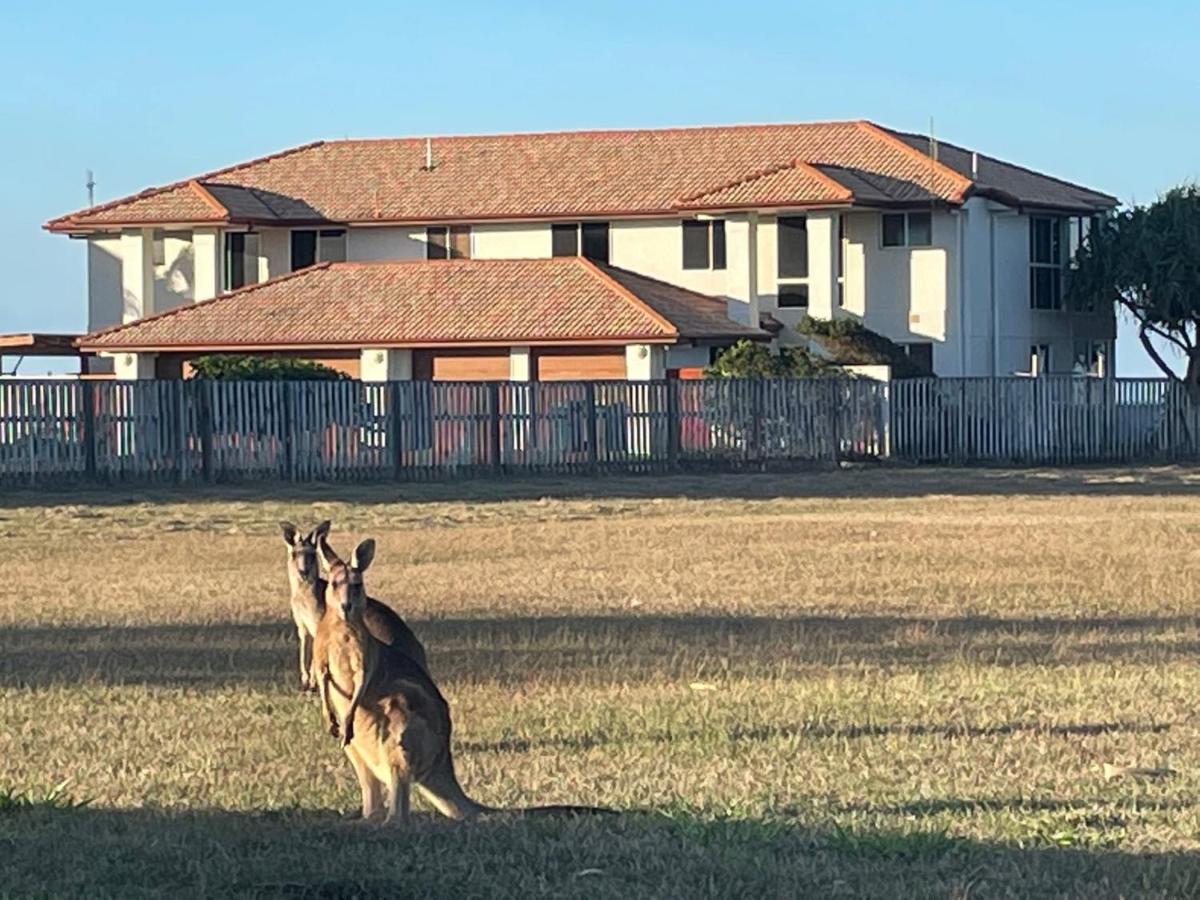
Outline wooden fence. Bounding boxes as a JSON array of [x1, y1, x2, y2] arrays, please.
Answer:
[[3, 376, 1197, 486], [0, 378, 886, 486], [890, 377, 1200, 464]]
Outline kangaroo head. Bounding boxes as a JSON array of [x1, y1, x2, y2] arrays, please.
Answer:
[[280, 520, 332, 585], [317, 535, 375, 621]]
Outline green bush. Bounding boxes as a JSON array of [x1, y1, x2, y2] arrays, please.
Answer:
[[188, 355, 350, 381], [705, 339, 842, 378], [795, 316, 930, 378]]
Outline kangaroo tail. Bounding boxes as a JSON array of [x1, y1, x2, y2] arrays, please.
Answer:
[[414, 758, 493, 821], [510, 804, 619, 818]]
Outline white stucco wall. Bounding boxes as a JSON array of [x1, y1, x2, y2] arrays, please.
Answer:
[[260, 228, 289, 281], [609, 219, 727, 295], [87, 235, 123, 332], [153, 230, 195, 313], [348, 227, 427, 262], [471, 222, 551, 259]]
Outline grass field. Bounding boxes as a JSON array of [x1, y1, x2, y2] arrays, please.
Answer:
[[3, 467, 1200, 898]]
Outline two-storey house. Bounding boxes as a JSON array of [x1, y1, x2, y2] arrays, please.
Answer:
[[46, 120, 1117, 382]]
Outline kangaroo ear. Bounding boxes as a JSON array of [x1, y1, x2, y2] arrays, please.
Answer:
[[309, 520, 332, 544], [316, 537, 343, 574], [351, 539, 376, 574], [279, 522, 300, 546]]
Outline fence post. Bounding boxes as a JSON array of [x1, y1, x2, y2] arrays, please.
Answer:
[[199, 380, 214, 483], [750, 379, 763, 465], [666, 378, 680, 471], [81, 380, 97, 481], [280, 381, 295, 481], [390, 381, 405, 479], [828, 378, 841, 465], [585, 381, 598, 475], [488, 381, 502, 475]]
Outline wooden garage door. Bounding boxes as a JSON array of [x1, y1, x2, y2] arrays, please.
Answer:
[[413, 349, 509, 381], [535, 347, 625, 381]]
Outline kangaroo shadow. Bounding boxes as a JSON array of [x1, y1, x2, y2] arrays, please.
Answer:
[[3, 612, 1198, 689], [1, 803, 1197, 898]]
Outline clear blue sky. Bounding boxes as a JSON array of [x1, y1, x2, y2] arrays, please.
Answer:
[[2, 1, 1197, 375]]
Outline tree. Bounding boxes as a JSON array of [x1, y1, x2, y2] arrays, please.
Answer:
[[1069, 186, 1200, 399], [705, 339, 837, 378]]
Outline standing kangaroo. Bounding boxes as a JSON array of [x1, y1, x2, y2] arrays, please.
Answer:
[[312, 536, 613, 826], [279, 521, 430, 694]]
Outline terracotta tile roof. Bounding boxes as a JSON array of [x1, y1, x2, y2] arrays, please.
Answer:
[[78, 258, 766, 352], [48, 121, 981, 231], [595, 265, 764, 341]]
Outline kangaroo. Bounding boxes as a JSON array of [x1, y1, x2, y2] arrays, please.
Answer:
[[279, 521, 430, 692], [313, 536, 615, 826]]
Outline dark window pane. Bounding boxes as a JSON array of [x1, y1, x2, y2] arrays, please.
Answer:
[[581, 222, 609, 263], [777, 216, 808, 277], [712, 220, 726, 270], [1031, 217, 1054, 264], [907, 212, 932, 246], [225, 232, 246, 289], [777, 284, 809, 308], [551, 223, 578, 257], [881, 213, 905, 248], [426, 226, 448, 260], [1031, 267, 1061, 309], [906, 342, 933, 372], [318, 229, 346, 263], [291, 230, 317, 271], [682, 220, 709, 269]]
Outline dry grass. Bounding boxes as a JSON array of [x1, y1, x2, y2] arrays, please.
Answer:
[[2, 467, 1200, 897]]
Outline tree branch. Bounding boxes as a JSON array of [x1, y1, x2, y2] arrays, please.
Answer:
[[1137, 323, 1185, 383]]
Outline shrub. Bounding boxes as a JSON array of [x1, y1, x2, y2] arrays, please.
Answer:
[[795, 316, 930, 378], [188, 355, 350, 381], [705, 339, 843, 378]]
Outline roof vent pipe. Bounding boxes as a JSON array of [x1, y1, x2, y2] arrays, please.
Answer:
[[971, 151, 979, 179], [423, 138, 434, 171]]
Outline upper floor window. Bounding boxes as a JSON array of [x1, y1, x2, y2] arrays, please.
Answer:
[[881, 211, 932, 248], [777, 216, 808, 278], [290, 229, 347, 271], [681, 219, 726, 270], [1030, 216, 1064, 310], [552, 222, 610, 264], [426, 225, 471, 260], [224, 231, 260, 291]]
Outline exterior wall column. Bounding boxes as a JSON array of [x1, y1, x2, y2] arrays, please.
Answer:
[[359, 348, 413, 382], [723, 212, 760, 329], [113, 351, 156, 380], [509, 346, 531, 381], [625, 344, 665, 380], [193, 228, 221, 301], [806, 211, 839, 321], [119, 228, 154, 322]]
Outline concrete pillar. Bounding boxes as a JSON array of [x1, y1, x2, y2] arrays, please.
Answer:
[[120, 228, 154, 323], [113, 352, 156, 380], [359, 348, 413, 382], [806, 211, 839, 321], [625, 344, 665, 380], [193, 228, 221, 300], [723, 213, 760, 329], [509, 346, 532, 381]]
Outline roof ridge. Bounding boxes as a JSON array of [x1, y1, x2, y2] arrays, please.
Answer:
[[678, 159, 804, 205], [887, 129, 1119, 204], [326, 120, 865, 145], [577, 260, 678, 338], [856, 120, 973, 203], [45, 141, 326, 230], [188, 181, 229, 217], [77, 262, 333, 345]]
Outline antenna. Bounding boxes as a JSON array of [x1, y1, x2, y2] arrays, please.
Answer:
[[85, 169, 96, 206], [423, 137, 434, 171]]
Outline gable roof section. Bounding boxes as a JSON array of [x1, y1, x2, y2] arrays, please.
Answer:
[[887, 130, 1117, 212], [48, 121, 984, 231], [78, 258, 765, 352], [594, 265, 764, 340]]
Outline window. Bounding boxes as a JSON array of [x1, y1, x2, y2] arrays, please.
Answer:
[[224, 231, 260, 290], [1029, 216, 1064, 310], [551, 222, 610, 263], [777, 216, 808, 278], [901, 342, 934, 372], [881, 211, 933, 248], [681, 219, 727, 270], [552, 223, 579, 257], [836, 215, 846, 307], [290, 229, 347, 271], [777, 284, 809, 308], [152, 229, 166, 267], [1073, 340, 1107, 377], [426, 225, 471, 260], [1030, 344, 1051, 376]]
